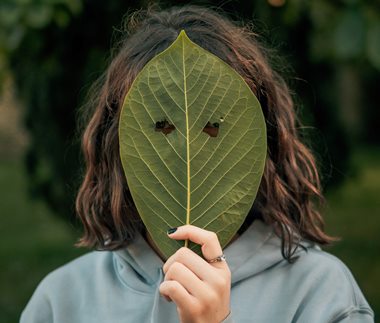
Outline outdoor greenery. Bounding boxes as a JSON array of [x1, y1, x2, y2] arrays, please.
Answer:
[[0, 159, 85, 323], [0, 0, 379, 221], [0, 0, 379, 322], [323, 148, 380, 318]]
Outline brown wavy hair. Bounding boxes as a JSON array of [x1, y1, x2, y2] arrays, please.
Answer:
[[75, 4, 337, 261]]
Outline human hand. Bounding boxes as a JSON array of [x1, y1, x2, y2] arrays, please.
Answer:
[[159, 225, 231, 323]]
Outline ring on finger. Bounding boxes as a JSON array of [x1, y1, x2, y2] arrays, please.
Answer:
[[206, 254, 226, 263]]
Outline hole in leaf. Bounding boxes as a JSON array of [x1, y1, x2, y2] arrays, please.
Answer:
[[203, 121, 219, 137], [155, 119, 175, 135]]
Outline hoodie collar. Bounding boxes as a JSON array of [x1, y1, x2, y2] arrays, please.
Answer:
[[113, 220, 316, 289], [224, 219, 281, 283], [114, 232, 164, 289]]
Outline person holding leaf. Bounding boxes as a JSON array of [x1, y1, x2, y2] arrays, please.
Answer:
[[21, 4, 374, 323]]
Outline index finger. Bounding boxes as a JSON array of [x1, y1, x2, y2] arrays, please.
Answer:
[[167, 225, 224, 264]]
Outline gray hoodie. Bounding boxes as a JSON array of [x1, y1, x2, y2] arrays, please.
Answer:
[[20, 220, 374, 322]]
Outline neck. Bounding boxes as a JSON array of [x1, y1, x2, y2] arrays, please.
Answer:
[[143, 230, 167, 262]]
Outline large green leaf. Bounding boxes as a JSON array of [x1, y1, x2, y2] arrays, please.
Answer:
[[119, 30, 266, 259]]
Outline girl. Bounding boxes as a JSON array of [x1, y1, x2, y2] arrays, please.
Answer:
[[21, 4, 374, 323]]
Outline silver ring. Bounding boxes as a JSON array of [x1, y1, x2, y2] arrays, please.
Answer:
[[207, 254, 226, 263]]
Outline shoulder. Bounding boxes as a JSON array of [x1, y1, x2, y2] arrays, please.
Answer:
[[296, 247, 360, 289], [294, 247, 361, 298], [290, 246, 374, 321], [40, 250, 112, 289], [295, 246, 351, 275], [20, 251, 113, 322]]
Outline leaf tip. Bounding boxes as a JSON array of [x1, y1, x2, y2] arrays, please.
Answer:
[[178, 29, 187, 36], [178, 29, 191, 42]]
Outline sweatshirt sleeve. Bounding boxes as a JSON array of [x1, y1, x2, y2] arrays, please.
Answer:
[[20, 280, 53, 323], [330, 306, 374, 323], [293, 250, 375, 323]]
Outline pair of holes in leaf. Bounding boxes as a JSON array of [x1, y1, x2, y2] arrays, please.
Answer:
[[155, 118, 223, 137]]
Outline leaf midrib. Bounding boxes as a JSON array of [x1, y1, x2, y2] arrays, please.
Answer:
[[183, 34, 190, 248]]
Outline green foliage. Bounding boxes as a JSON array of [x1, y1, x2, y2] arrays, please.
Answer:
[[0, 0, 137, 221], [119, 31, 266, 258], [0, 0, 379, 220], [0, 0, 85, 220], [367, 20, 380, 70], [1, 1, 379, 319], [0, 0, 82, 70], [309, 0, 380, 66]]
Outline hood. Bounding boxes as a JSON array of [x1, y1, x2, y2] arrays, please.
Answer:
[[113, 219, 318, 291]]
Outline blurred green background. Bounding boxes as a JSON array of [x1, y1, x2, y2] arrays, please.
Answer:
[[0, 0, 379, 322]]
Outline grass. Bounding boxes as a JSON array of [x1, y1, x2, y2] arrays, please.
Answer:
[[0, 148, 379, 322]]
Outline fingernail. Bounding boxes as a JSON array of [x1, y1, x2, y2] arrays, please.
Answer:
[[167, 227, 177, 235]]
